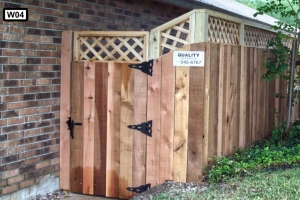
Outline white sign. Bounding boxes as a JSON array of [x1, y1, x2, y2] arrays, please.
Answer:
[[173, 51, 205, 67]]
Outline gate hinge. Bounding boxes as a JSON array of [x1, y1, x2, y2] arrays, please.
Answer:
[[128, 59, 153, 76], [126, 183, 151, 194], [127, 120, 152, 137], [66, 117, 82, 139]]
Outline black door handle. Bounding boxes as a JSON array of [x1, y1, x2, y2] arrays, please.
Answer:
[[66, 117, 82, 139]]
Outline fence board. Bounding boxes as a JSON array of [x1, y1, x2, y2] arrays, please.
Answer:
[[174, 65, 190, 182], [82, 62, 95, 194], [70, 62, 84, 194], [60, 30, 72, 191], [106, 63, 122, 198], [94, 62, 108, 196], [146, 58, 161, 186], [119, 64, 134, 199], [132, 67, 147, 189], [187, 43, 205, 182], [160, 52, 175, 183]]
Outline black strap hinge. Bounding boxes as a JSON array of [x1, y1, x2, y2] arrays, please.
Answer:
[[127, 120, 152, 137], [66, 117, 82, 139], [128, 59, 153, 76], [126, 183, 151, 193]]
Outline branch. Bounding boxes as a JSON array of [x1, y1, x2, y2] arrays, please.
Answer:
[[287, 0, 297, 14]]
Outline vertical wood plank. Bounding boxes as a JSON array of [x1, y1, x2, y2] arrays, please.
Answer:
[[239, 46, 246, 148], [174, 65, 190, 182], [146, 58, 161, 186], [217, 44, 225, 156], [160, 52, 175, 183], [82, 62, 95, 195], [106, 62, 122, 198], [224, 45, 231, 156], [132, 66, 147, 189], [60, 30, 72, 190], [70, 62, 84, 194], [94, 62, 108, 196], [187, 43, 205, 182], [207, 43, 220, 161], [119, 64, 134, 199], [253, 48, 258, 142], [245, 47, 252, 145], [202, 43, 211, 167]]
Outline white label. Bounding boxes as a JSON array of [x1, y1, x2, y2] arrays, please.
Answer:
[[173, 51, 205, 67], [3, 8, 28, 21]]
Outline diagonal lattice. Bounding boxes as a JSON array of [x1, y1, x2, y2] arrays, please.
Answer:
[[78, 36, 146, 62], [208, 16, 240, 45], [244, 25, 276, 48], [161, 19, 190, 55]]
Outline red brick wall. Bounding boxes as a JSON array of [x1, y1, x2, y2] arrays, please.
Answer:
[[0, 0, 189, 196]]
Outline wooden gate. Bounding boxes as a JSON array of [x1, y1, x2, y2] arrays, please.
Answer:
[[61, 39, 294, 199], [69, 61, 147, 199]]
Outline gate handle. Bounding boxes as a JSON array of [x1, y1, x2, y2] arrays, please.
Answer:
[[66, 117, 82, 139]]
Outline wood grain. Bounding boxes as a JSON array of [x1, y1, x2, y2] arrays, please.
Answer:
[[60, 30, 72, 190], [160, 52, 175, 183], [119, 64, 134, 199], [94, 62, 108, 196], [146, 58, 162, 186], [70, 62, 84, 194], [187, 43, 205, 182], [106, 62, 122, 198]]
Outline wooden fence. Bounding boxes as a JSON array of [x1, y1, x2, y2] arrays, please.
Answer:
[[61, 40, 298, 199]]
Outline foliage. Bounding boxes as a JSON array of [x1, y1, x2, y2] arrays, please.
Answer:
[[204, 122, 300, 184]]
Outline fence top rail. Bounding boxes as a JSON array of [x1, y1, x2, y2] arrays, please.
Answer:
[[150, 9, 275, 34], [73, 31, 149, 62]]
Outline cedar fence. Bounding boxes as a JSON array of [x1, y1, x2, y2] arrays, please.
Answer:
[[60, 9, 299, 199]]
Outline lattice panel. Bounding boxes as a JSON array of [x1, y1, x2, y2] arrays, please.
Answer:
[[161, 19, 190, 55], [77, 35, 147, 62], [244, 25, 276, 48], [208, 16, 240, 45]]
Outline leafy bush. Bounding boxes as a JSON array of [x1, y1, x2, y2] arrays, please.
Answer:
[[205, 122, 300, 183]]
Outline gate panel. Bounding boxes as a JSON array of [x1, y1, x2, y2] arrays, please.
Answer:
[[106, 63, 122, 198], [70, 62, 84, 194], [94, 63, 108, 196]]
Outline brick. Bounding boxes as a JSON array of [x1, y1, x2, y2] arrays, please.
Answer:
[[38, 22, 53, 29], [8, 72, 25, 79], [2, 49, 20, 56], [0, 57, 8, 64], [3, 34, 20, 41], [27, 28, 42, 35], [22, 122, 36, 130], [7, 102, 25, 109], [10, 42, 25, 49], [7, 117, 24, 125], [9, 57, 25, 64], [38, 65, 52, 71], [2, 154, 19, 164], [0, 134, 8, 142], [36, 160, 50, 169], [2, 184, 19, 195], [0, 88, 8, 95], [38, 36, 52, 43], [2, 95, 21, 102], [41, 58, 56, 64], [28, 14, 42, 21], [27, 58, 41, 64], [4, 2, 21, 8], [37, 51, 51, 57], [19, 178, 35, 189], [0, 179, 8, 187], [26, 43, 40, 50], [25, 114, 40, 122], [41, 44, 57, 50], [19, 164, 36, 174], [50, 157, 59, 165], [20, 50, 36, 57], [0, 103, 8, 110], [3, 65, 20, 72], [19, 150, 36, 160], [7, 131, 24, 140], [10, 26, 25, 34], [25, 100, 41, 108], [20, 108, 36, 116], [2, 125, 20, 133], [2, 110, 19, 118], [36, 79, 51, 85], [24, 156, 41, 166], [19, 136, 36, 145], [8, 146, 24, 155], [24, 129, 40, 138], [0, 119, 6, 126], [8, 87, 25, 95], [3, 80, 19, 87], [25, 142, 41, 151], [26, 86, 41, 93], [21, 80, 36, 86]]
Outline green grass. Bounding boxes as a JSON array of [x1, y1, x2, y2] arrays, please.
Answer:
[[154, 167, 300, 199]]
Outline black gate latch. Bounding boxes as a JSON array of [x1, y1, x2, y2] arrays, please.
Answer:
[[127, 120, 152, 137], [126, 183, 151, 193], [66, 117, 82, 139], [128, 59, 154, 76]]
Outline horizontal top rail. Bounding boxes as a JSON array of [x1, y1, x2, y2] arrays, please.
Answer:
[[73, 31, 149, 63], [149, 9, 293, 58]]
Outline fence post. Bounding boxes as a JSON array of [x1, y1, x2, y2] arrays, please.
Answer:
[[190, 11, 208, 43]]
